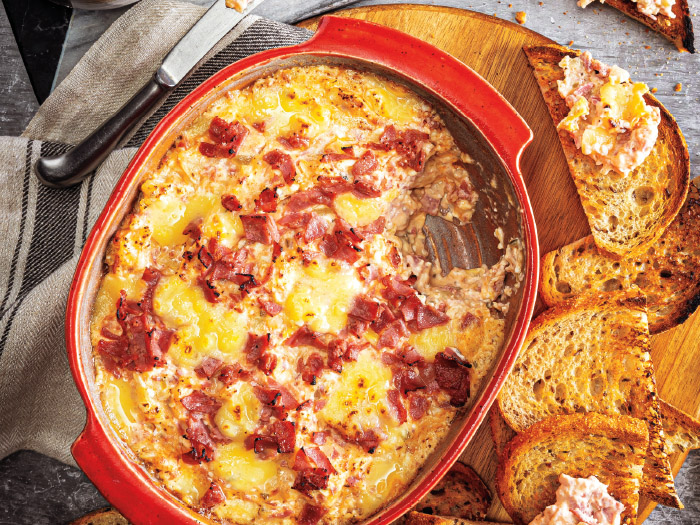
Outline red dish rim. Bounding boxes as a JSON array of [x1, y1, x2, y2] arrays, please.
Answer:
[[66, 15, 539, 525]]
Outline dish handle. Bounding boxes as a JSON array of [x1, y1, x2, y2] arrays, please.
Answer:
[[296, 15, 533, 180], [71, 414, 185, 525]]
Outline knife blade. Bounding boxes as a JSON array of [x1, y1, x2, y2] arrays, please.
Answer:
[[157, 0, 267, 87], [34, 0, 268, 188]]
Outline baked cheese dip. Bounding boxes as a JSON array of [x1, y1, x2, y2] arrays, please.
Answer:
[[556, 52, 660, 175], [90, 65, 523, 524]]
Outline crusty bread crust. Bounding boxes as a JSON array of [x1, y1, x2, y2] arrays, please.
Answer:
[[603, 0, 695, 52], [413, 462, 491, 520], [496, 413, 648, 525], [660, 398, 700, 454], [497, 291, 680, 507], [523, 44, 690, 258], [401, 512, 506, 525], [69, 508, 128, 525], [540, 180, 700, 334], [488, 405, 517, 458]]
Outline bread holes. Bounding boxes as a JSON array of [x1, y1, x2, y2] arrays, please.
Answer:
[[555, 382, 567, 403], [634, 273, 650, 288], [590, 375, 606, 398], [633, 186, 655, 207], [564, 343, 576, 357], [660, 268, 674, 278], [611, 324, 631, 339], [533, 379, 545, 401], [601, 278, 622, 292], [556, 281, 572, 294], [608, 215, 619, 231]]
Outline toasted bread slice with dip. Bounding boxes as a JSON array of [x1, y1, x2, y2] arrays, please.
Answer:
[[497, 291, 680, 507], [578, 0, 694, 52], [540, 179, 700, 334], [660, 398, 700, 454], [524, 44, 689, 258], [412, 462, 491, 520], [496, 413, 648, 525]]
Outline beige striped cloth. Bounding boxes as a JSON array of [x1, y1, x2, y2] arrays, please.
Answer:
[[0, 0, 312, 466]]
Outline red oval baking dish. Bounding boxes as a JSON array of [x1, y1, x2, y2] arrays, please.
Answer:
[[66, 15, 539, 525]]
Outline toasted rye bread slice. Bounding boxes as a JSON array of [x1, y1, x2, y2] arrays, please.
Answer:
[[496, 413, 648, 525], [660, 398, 700, 454], [412, 462, 491, 520], [497, 291, 680, 507], [70, 508, 128, 525], [402, 512, 507, 525], [488, 405, 517, 458], [540, 179, 700, 334], [600, 0, 695, 53], [523, 44, 690, 257]]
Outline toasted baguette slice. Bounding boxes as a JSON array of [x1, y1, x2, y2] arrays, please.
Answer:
[[413, 462, 491, 520], [599, 0, 694, 52], [70, 508, 128, 525], [524, 44, 689, 257], [402, 512, 507, 525], [660, 399, 700, 454], [497, 291, 680, 507], [488, 405, 517, 458], [496, 413, 648, 525], [540, 180, 700, 334]]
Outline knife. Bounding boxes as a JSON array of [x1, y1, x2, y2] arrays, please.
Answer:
[[34, 0, 268, 188]]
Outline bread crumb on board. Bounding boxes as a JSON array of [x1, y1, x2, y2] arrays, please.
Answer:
[[224, 0, 248, 11], [515, 11, 527, 24], [675, 83, 683, 92], [651, 87, 658, 93]]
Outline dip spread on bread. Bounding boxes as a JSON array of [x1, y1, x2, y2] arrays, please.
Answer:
[[556, 52, 660, 175], [529, 474, 625, 525], [577, 0, 675, 20], [89, 65, 522, 524]]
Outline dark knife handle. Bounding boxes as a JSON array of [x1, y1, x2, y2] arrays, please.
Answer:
[[34, 76, 170, 188]]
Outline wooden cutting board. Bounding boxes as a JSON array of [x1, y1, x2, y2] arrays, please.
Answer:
[[302, 5, 700, 523], [75, 5, 699, 524]]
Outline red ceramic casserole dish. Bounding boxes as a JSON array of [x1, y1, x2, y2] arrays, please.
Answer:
[[66, 15, 538, 525]]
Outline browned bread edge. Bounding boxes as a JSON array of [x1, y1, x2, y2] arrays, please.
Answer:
[[603, 0, 695, 52]]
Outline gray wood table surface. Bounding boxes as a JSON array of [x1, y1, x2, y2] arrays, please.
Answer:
[[0, 0, 698, 523]]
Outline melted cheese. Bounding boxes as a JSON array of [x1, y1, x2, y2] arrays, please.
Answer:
[[320, 352, 394, 437], [91, 273, 141, 330], [334, 188, 399, 228], [284, 260, 363, 334], [211, 442, 279, 492], [147, 194, 218, 247], [154, 275, 247, 365], [167, 465, 209, 506], [359, 457, 406, 515], [101, 377, 152, 439], [214, 383, 261, 439]]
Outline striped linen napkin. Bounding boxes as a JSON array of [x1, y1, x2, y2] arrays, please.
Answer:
[[0, 0, 313, 466]]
